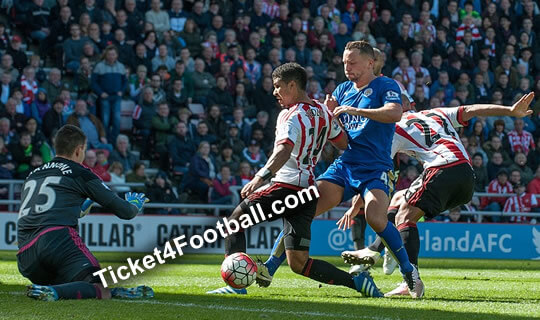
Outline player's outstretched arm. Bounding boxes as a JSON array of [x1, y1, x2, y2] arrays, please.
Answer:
[[334, 102, 403, 123], [83, 179, 142, 219], [240, 143, 293, 198], [461, 92, 534, 122]]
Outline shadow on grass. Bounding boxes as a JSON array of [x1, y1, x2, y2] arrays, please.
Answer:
[[1, 283, 537, 320]]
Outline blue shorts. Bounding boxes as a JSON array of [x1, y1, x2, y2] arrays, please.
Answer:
[[317, 158, 395, 202]]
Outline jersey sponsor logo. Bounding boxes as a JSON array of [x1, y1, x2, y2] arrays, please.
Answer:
[[304, 108, 322, 119], [341, 114, 368, 131], [363, 88, 373, 97]]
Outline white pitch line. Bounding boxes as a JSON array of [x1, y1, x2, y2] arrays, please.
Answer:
[[119, 299, 396, 320], [2, 290, 396, 320]]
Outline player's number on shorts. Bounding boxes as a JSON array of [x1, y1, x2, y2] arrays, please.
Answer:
[[302, 127, 328, 165], [19, 176, 62, 218]]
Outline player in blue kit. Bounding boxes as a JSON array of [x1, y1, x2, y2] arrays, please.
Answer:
[[256, 41, 423, 298]]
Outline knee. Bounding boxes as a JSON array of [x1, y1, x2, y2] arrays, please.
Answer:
[[288, 256, 308, 275]]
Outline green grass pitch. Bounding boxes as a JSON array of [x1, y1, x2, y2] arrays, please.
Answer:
[[0, 251, 539, 320]]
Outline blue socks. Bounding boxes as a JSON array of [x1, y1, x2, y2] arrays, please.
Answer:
[[377, 221, 413, 274], [265, 230, 287, 276]]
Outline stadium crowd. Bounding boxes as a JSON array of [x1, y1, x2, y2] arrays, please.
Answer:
[[0, 0, 539, 222]]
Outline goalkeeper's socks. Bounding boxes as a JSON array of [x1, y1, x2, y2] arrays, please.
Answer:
[[52, 282, 101, 299], [377, 221, 413, 274], [301, 258, 355, 289], [398, 223, 420, 266], [265, 230, 286, 276]]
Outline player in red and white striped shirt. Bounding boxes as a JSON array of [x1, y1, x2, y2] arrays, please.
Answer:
[[210, 63, 384, 297], [341, 92, 536, 297], [503, 183, 537, 223], [507, 118, 535, 156]]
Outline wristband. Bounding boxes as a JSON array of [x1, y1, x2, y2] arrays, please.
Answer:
[[256, 167, 273, 181]]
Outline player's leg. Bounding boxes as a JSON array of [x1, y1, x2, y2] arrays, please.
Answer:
[[283, 207, 382, 297], [343, 190, 405, 266], [258, 179, 346, 286]]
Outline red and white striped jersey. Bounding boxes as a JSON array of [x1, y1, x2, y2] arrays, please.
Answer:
[[507, 130, 535, 156], [391, 106, 470, 169], [503, 192, 537, 223], [273, 100, 343, 187], [262, 0, 280, 18], [481, 179, 513, 208]]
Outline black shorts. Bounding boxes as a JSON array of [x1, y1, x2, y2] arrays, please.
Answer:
[[240, 182, 318, 251], [17, 227, 101, 285], [404, 162, 475, 219]]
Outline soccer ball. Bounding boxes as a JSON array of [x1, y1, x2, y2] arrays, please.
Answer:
[[221, 252, 258, 289]]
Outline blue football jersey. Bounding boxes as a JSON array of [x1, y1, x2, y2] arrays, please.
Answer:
[[332, 76, 402, 170]]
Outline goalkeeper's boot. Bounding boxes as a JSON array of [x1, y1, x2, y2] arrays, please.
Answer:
[[342, 247, 381, 266], [402, 265, 424, 299], [353, 271, 383, 298], [26, 284, 59, 301], [255, 260, 273, 287], [111, 285, 154, 299], [382, 252, 398, 275], [384, 282, 409, 297], [206, 286, 247, 294], [349, 264, 370, 276]]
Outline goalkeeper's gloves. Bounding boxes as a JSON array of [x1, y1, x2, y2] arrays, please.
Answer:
[[80, 198, 95, 218], [125, 192, 150, 212]]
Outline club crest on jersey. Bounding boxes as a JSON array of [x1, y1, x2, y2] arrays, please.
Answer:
[[363, 88, 373, 97]]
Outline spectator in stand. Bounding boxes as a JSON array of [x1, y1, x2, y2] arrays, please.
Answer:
[[132, 87, 156, 154], [41, 99, 64, 141], [28, 0, 51, 46], [242, 139, 267, 171], [169, 121, 195, 176], [483, 135, 512, 166], [508, 118, 535, 156], [238, 161, 253, 186], [211, 165, 237, 206], [472, 152, 489, 192], [20, 67, 38, 107], [145, 0, 170, 36], [527, 166, 540, 195], [128, 65, 149, 100], [222, 124, 246, 158], [528, 139, 540, 171], [487, 151, 506, 181], [207, 77, 234, 116], [185, 141, 215, 202], [192, 58, 216, 104], [109, 134, 139, 173], [24, 117, 49, 161], [482, 169, 513, 221], [430, 71, 455, 105], [30, 89, 50, 126], [509, 152, 534, 185], [0, 73, 14, 106], [92, 46, 127, 142], [6, 36, 27, 72], [0, 118, 17, 147], [66, 100, 113, 152], [443, 206, 473, 223], [41, 68, 68, 104], [0, 55, 19, 82], [169, 0, 189, 34], [503, 182, 538, 223], [215, 143, 240, 173], [0, 136, 15, 176], [0, 98, 27, 134], [192, 121, 217, 147], [83, 149, 111, 182], [108, 161, 130, 195], [292, 33, 311, 67], [495, 55, 519, 90], [63, 24, 90, 72], [147, 171, 179, 214], [126, 161, 148, 193], [509, 169, 522, 187], [152, 101, 177, 155], [9, 131, 39, 179], [166, 79, 188, 114], [151, 44, 175, 72]]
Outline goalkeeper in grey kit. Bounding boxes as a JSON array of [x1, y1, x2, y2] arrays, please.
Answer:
[[17, 124, 153, 301]]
